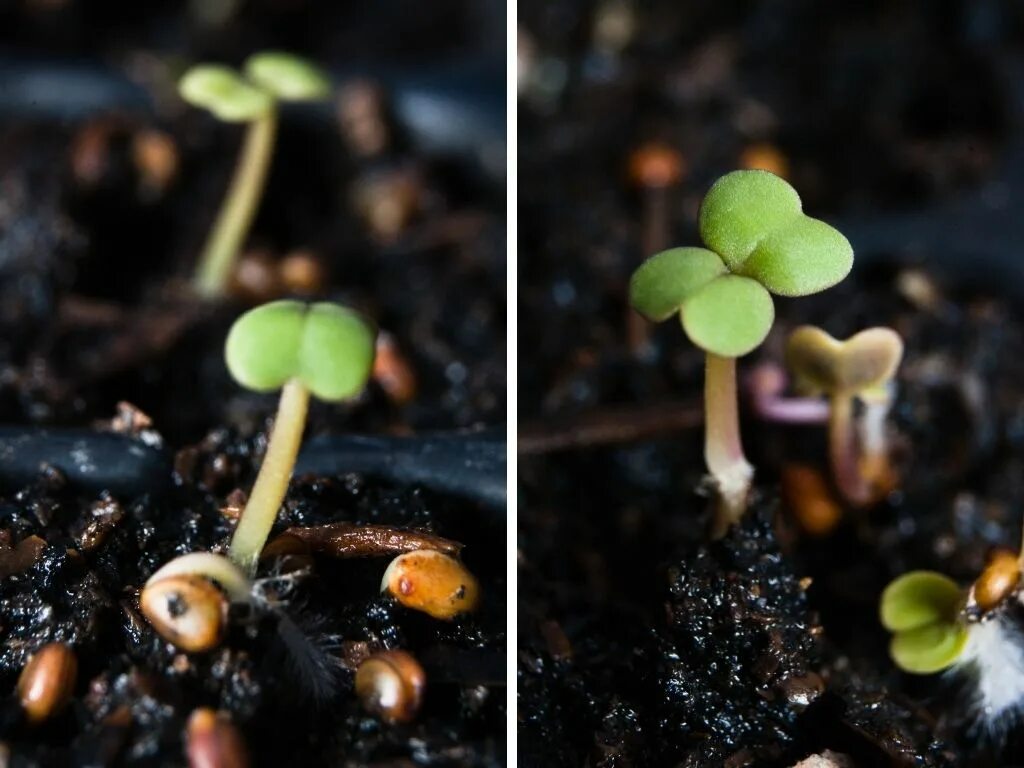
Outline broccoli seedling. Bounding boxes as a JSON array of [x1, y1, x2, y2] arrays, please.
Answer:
[[785, 326, 903, 506], [224, 300, 376, 574], [180, 52, 331, 298], [630, 170, 852, 535]]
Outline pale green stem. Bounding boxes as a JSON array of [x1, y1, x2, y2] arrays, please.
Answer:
[[829, 392, 868, 506], [229, 377, 310, 575], [195, 107, 278, 298], [146, 552, 252, 602], [705, 353, 753, 537]]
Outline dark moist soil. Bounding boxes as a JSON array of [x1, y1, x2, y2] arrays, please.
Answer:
[[519, 2, 1024, 766], [0, 3, 505, 765]]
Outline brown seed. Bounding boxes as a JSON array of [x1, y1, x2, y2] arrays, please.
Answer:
[[229, 250, 281, 304], [739, 142, 790, 178], [353, 169, 422, 241], [140, 575, 226, 653], [336, 80, 390, 157], [18, 643, 77, 724], [278, 250, 325, 296], [372, 332, 418, 405], [381, 550, 480, 620], [69, 118, 115, 187], [973, 550, 1021, 613], [354, 650, 426, 723], [186, 708, 249, 768], [131, 129, 179, 197], [781, 464, 842, 537], [627, 142, 685, 189]]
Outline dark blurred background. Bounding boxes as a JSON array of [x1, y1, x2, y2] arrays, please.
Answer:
[[518, 0, 1024, 415], [520, 0, 1022, 212]]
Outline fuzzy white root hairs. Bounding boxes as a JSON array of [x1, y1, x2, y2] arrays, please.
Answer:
[[955, 608, 1024, 736]]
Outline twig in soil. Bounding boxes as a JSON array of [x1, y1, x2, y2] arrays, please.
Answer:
[[179, 53, 330, 298], [629, 170, 852, 536], [517, 400, 702, 454], [262, 522, 461, 561]]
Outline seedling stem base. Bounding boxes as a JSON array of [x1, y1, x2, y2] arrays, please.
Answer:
[[195, 108, 279, 298]]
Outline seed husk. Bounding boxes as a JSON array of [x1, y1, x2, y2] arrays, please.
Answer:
[[140, 575, 227, 653], [381, 549, 480, 620], [18, 642, 77, 724], [354, 650, 426, 723], [186, 708, 249, 768]]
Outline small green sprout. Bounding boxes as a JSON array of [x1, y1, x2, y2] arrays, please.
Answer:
[[785, 326, 903, 506], [225, 300, 376, 574], [881, 571, 968, 674], [630, 170, 852, 535], [180, 52, 331, 299]]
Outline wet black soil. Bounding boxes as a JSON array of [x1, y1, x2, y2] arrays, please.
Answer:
[[519, 2, 1024, 765], [0, 2, 505, 765]]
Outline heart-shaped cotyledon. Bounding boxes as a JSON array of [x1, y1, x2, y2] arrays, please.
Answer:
[[225, 300, 376, 401], [785, 326, 904, 397]]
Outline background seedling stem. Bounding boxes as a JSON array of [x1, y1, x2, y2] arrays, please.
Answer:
[[196, 108, 278, 297], [828, 391, 864, 505]]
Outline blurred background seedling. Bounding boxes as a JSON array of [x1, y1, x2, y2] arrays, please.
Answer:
[[180, 52, 331, 298], [786, 326, 903, 507]]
